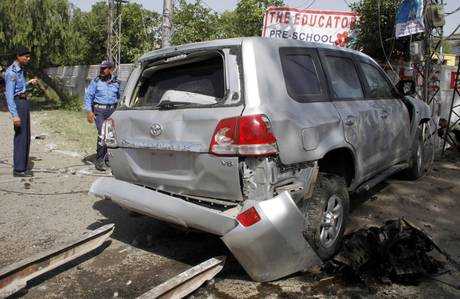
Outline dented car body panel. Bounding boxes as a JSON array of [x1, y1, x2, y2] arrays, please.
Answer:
[[108, 107, 245, 200], [90, 37, 431, 281]]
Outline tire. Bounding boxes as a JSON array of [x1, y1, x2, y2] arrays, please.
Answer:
[[405, 123, 433, 180], [300, 173, 349, 260]]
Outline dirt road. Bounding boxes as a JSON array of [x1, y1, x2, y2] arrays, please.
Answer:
[[1, 111, 459, 298]]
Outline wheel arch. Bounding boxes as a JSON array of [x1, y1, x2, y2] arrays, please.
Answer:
[[317, 146, 357, 187]]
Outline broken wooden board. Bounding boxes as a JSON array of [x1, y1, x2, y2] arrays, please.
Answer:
[[137, 256, 226, 299], [0, 224, 114, 298]]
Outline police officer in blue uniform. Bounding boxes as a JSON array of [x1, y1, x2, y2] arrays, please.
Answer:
[[4, 47, 38, 177], [84, 60, 120, 171]]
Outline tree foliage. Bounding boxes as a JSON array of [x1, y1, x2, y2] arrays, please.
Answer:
[[350, 0, 411, 62], [0, 0, 86, 68], [120, 3, 161, 62], [0, 0, 161, 67], [72, 2, 160, 64], [0, 0, 88, 102], [232, 0, 284, 37], [171, 0, 284, 43], [171, 0, 220, 45]]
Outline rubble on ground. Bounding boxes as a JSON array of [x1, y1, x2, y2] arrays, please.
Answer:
[[324, 218, 460, 289]]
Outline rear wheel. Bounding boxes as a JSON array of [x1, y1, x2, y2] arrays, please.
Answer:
[[300, 173, 349, 260]]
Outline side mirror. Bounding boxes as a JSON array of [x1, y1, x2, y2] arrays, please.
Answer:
[[396, 79, 416, 96]]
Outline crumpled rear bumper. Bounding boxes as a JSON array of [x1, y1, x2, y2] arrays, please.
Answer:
[[222, 192, 321, 281], [89, 177, 237, 236], [89, 177, 321, 281]]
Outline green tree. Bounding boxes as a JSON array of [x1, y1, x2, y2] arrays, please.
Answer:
[[119, 3, 161, 62], [0, 0, 161, 104], [0, 0, 87, 102], [72, 2, 161, 64], [170, 0, 284, 45], [71, 2, 107, 65], [232, 0, 284, 37], [171, 0, 220, 45], [350, 0, 411, 62]]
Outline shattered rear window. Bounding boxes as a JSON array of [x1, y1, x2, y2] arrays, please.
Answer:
[[130, 54, 225, 108]]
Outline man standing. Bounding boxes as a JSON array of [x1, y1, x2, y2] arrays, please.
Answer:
[[84, 61, 120, 171], [4, 47, 38, 177]]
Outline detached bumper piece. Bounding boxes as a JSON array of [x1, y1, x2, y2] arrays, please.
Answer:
[[222, 191, 322, 282], [89, 177, 238, 236], [90, 179, 321, 282]]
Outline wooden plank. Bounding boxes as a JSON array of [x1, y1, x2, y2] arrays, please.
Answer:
[[0, 224, 114, 298]]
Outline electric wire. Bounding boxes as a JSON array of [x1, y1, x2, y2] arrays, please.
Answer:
[[377, 0, 398, 77], [304, 0, 316, 9], [445, 5, 460, 15], [446, 23, 460, 39], [343, 0, 352, 8]]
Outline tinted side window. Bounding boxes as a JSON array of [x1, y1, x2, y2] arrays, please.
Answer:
[[323, 56, 363, 99], [280, 49, 325, 102], [360, 63, 394, 98]]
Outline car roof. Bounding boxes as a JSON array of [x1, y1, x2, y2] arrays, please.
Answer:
[[139, 37, 371, 63]]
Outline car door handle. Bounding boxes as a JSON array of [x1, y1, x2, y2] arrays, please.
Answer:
[[344, 115, 356, 126], [380, 110, 389, 119]]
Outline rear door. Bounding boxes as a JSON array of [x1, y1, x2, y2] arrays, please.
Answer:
[[109, 49, 245, 201], [318, 49, 386, 179], [356, 59, 411, 166]]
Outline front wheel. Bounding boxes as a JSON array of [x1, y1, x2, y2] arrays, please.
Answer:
[[300, 173, 349, 260], [405, 122, 434, 180]]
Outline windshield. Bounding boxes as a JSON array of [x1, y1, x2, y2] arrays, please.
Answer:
[[130, 54, 225, 109]]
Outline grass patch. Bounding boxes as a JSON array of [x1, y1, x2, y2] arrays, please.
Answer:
[[34, 110, 97, 154]]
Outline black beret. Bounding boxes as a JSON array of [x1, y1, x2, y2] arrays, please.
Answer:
[[15, 46, 31, 57]]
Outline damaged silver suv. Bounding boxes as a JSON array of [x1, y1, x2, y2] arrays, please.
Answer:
[[90, 37, 433, 282]]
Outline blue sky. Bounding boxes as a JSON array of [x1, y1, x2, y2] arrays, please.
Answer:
[[70, 0, 458, 35]]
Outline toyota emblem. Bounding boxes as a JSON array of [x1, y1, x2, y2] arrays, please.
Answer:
[[150, 123, 163, 137]]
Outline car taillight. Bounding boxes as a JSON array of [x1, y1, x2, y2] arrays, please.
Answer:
[[209, 114, 278, 156], [236, 207, 261, 227], [102, 118, 117, 147]]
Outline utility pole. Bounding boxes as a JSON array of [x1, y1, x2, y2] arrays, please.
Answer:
[[107, 0, 128, 73], [107, 0, 114, 61], [162, 0, 173, 48], [421, 0, 445, 106]]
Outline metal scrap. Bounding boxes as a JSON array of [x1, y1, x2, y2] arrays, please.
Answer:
[[137, 256, 226, 299], [0, 224, 114, 298]]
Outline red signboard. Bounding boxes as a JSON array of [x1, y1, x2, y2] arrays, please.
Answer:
[[262, 6, 357, 47]]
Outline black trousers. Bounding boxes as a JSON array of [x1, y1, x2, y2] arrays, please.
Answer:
[[94, 106, 116, 162], [13, 99, 31, 172]]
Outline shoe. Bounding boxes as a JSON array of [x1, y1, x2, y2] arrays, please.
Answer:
[[95, 160, 107, 172], [13, 170, 33, 177]]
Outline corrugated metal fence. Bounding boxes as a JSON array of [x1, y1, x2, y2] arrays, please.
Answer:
[[45, 64, 135, 99]]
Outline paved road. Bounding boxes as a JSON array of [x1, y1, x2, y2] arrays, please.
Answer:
[[1, 111, 459, 298]]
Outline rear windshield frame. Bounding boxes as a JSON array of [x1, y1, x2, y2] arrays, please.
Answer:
[[126, 49, 242, 110]]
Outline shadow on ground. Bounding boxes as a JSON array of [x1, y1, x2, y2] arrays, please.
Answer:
[[82, 153, 97, 165], [88, 199, 249, 281]]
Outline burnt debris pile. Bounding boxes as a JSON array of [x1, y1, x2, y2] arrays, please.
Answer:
[[324, 218, 460, 287]]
